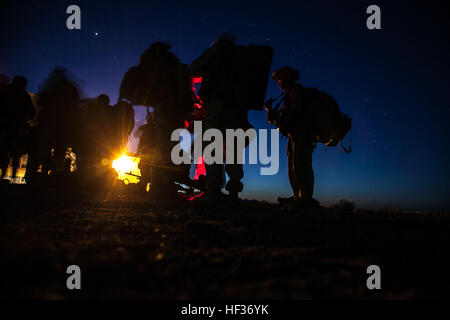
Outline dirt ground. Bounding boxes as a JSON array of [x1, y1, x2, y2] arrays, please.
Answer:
[[1, 183, 449, 299]]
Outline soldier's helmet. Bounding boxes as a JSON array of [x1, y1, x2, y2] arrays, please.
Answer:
[[96, 94, 110, 106], [49, 66, 67, 80], [217, 30, 237, 44], [272, 66, 300, 84], [12, 76, 28, 90], [148, 41, 171, 54], [211, 30, 237, 47]]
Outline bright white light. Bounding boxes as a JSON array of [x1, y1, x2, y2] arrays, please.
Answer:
[[112, 154, 141, 184]]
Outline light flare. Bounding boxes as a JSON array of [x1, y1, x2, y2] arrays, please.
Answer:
[[112, 154, 141, 184]]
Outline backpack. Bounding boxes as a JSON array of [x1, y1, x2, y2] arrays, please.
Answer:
[[234, 45, 274, 111], [302, 87, 352, 151]]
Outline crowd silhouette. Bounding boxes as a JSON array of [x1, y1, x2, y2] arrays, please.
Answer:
[[0, 33, 350, 209]]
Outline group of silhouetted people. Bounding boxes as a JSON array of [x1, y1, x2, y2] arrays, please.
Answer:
[[0, 31, 322, 209], [0, 67, 134, 189], [0, 76, 35, 182], [124, 33, 319, 208]]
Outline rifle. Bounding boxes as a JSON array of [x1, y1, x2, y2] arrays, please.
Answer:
[[264, 93, 284, 129], [263, 93, 284, 113], [264, 93, 289, 135]]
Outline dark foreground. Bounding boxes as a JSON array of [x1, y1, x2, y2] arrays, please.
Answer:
[[0, 183, 449, 299]]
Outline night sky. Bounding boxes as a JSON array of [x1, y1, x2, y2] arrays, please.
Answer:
[[1, 0, 449, 211]]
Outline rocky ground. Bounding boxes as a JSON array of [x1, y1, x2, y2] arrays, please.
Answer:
[[0, 182, 449, 299]]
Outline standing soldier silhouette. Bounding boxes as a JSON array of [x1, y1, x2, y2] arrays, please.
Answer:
[[0, 76, 35, 182], [120, 42, 194, 199], [75, 94, 113, 179], [28, 67, 80, 182], [190, 31, 250, 202], [268, 66, 320, 209]]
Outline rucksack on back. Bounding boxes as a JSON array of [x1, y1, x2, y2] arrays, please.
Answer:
[[234, 45, 274, 111], [302, 87, 352, 148]]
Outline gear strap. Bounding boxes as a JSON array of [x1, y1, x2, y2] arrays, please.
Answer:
[[340, 127, 352, 154]]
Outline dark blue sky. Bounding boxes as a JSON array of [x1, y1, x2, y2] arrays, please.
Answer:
[[1, 0, 449, 211]]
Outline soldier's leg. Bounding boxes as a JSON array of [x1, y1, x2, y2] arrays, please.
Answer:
[[0, 154, 9, 179], [0, 133, 13, 178], [24, 134, 40, 185], [225, 163, 243, 196], [150, 122, 178, 199], [287, 139, 300, 198], [225, 140, 244, 197], [25, 152, 37, 184], [204, 101, 225, 197], [293, 137, 314, 199], [37, 135, 52, 175], [53, 143, 68, 173], [0, 146, 9, 179], [11, 150, 20, 180], [205, 164, 223, 194]]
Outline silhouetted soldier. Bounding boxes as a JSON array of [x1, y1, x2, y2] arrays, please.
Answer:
[[74, 94, 112, 176], [120, 42, 194, 198], [190, 31, 250, 201], [140, 42, 193, 198], [268, 66, 319, 209], [0, 76, 35, 181], [32, 67, 80, 178]]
